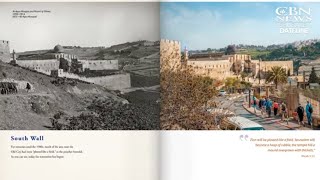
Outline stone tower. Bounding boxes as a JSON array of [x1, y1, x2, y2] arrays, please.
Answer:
[[0, 40, 10, 63], [160, 39, 181, 70]]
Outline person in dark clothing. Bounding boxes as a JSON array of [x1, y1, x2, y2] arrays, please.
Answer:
[[281, 102, 287, 122], [259, 98, 263, 109], [26, 83, 31, 92], [296, 104, 304, 127]]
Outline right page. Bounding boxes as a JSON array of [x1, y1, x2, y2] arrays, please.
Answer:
[[160, 1, 319, 179]]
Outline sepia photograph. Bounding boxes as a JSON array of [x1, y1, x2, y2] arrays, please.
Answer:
[[0, 2, 160, 130]]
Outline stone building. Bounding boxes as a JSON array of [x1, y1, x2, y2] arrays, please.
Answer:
[[252, 60, 294, 77], [0, 40, 10, 63], [0, 40, 132, 90], [298, 59, 320, 81], [187, 58, 232, 79], [16, 59, 60, 75], [160, 39, 294, 81], [79, 60, 118, 71], [13, 45, 119, 75]]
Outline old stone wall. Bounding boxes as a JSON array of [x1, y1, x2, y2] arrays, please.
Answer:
[[226, 54, 251, 63], [0, 40, 10, 63], [259, 61, 294, 75], [16, 59, 60, 75], [86, 74, 131, 90], [52, 69, 131, 90], [187, 59, 231, 80], [80, 60, 118, 71]]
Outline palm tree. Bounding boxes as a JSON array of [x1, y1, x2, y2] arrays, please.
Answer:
[[266, 66, 287, 89]]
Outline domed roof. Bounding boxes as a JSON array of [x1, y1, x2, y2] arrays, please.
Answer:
[[53, 44, 64, 53]]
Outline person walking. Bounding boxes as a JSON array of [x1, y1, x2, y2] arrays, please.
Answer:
[[306, 101, 313, 126], [253, 96, 257, 114], [281, 102, 287, 122], [259, 98, 264, 110], [296, 104, 305, 127], [265, 98, 272, 118], [260, 98, 266, 117], [273, 101, 279, 117], [26, 83, 31, 93]]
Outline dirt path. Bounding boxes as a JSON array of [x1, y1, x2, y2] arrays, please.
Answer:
[[0, 92, 54, 98], [121, 85, 160, 93]]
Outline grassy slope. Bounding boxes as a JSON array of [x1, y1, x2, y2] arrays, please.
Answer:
[[0, 62, 122, 130], [244, 49, 271, 59]]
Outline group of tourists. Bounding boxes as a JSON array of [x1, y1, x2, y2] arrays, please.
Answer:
[[254, 97, 287, 120], [251, 96, 313, 127]]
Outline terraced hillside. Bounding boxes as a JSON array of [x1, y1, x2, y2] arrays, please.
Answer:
[[0, 61, 159, 130]]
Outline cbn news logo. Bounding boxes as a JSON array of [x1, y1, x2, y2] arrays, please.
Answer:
[[275, 7, 312, 22], [275, 7, 312, 34]]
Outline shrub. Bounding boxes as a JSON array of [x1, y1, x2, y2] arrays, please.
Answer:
[[160, 53, 219, 130]]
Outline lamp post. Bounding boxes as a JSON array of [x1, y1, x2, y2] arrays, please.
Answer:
[[259, 58, 261, 84], [248, 89, 251, 108], [265, 65, 267, 98], [259, 58, 261, 96], [288, 79, 294, 117], [303, 70, 306, 89]]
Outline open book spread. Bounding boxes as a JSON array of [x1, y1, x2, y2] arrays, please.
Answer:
[[0, 1, 319, 180]]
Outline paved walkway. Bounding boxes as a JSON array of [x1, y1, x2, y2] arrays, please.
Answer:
[[242, 103, 310, 130]]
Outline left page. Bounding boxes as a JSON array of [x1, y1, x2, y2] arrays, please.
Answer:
[[0, 2, 160, 180]]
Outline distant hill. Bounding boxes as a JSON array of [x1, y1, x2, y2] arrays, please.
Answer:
[[16, 40, 159, 61], [199, 39, 320, 62]]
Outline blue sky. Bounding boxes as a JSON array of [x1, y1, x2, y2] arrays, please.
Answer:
[[161, 2, 320, 50]]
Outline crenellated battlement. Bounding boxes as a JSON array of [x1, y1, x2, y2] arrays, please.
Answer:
[[160, 39, 181, 46]]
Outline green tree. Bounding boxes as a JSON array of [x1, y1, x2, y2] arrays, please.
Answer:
[[240, 72, 248, 81], [225, 45, 236, 55], [308, 67, 319, 83], [240, 81, 252, 90], [224, 77, 241, 93], [266, 66, 287, 89]]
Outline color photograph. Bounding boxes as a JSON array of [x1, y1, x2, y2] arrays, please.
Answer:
[[160, 2, 320, 130]]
